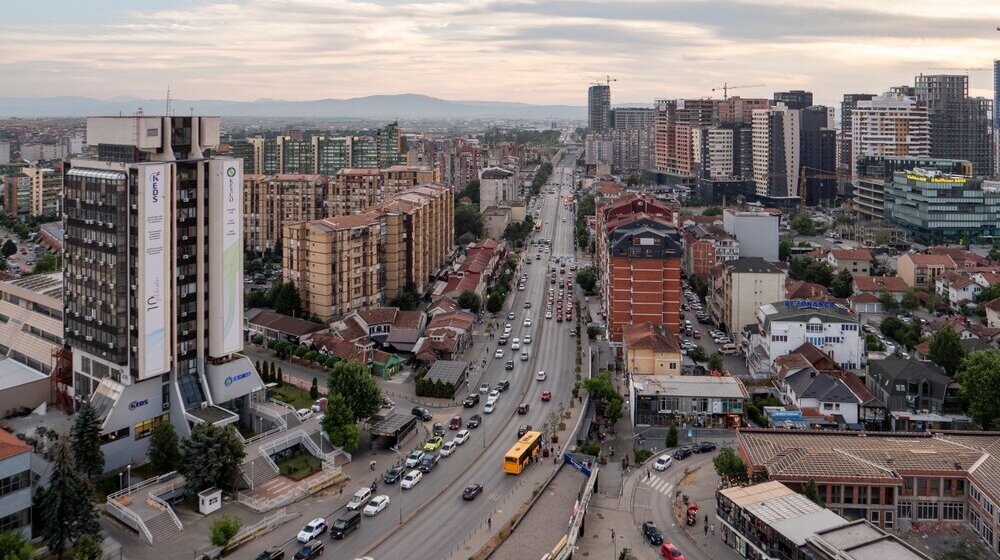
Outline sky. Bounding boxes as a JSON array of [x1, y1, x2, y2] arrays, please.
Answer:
[[3, 0, 1000, 108]]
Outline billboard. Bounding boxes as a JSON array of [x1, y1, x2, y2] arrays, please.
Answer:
[[208, 159, 243, 356], [138, 163, 171, 378]]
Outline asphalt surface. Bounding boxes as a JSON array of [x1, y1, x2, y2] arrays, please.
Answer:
[[245, 152, 584, 560]]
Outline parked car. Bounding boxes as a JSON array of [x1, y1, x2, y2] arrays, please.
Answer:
[[653, 455, 673, 471], [643, 521, 664, 545], [363, 495, 390, 516], [296, 518, 328, 543], [293, 541, 324, 560], [673, 447, 693, 460], [296, 408, 314, 421]]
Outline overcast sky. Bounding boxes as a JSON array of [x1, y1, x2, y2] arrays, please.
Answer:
[[4, 0, 999, 108]]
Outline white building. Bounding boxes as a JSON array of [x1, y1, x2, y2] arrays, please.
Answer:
[[748, 302, 864, 376], [781, 368, 861, 424], [722, 208, 779, 262], [706, 127, 735, 179], [850, 93, 930, 180], [478, 166, 518, 212], [752, 104, 800, 200]]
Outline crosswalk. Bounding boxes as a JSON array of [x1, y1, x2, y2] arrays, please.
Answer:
[[644, 476, 674, 497]]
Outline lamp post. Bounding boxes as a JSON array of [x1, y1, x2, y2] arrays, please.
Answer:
[[118, 471, 123, 492], [250, 460, 255, 492], [126, 464, 132, 495]]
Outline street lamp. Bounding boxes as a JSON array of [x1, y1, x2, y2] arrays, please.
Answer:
[[118, 471, 123, 492], [250, 460, 255, 492], [126, 464, 132, 495]]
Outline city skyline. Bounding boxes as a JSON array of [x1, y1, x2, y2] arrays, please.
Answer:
[[4, 0, 999, 110]]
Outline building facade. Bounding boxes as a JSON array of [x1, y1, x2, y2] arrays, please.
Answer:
[[710, 258, 786, 345], [722, 208, 779, 261], [752, 104, 800, 202], [850, 93, 931, 182], [23, 165, 62, 217], [0, 273, 63, 375], [852, 155, 969, 220], [479, 167, 518, 212], [885, 169, 1000, 243], [242, 174, 331, 254], [915, 74, 993, 176], [588, 85, 611, 133], [839, 93, 876, 172], [747, 303, 863, 375]]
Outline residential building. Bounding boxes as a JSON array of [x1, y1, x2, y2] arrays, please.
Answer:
[[439, 239, 502, 299], [1, 174, 30, 217], [0, 430, 32, 539], [852, 275, 909, 301], [0, 272, 63, 375], [315, 136, 353, 175], [587, 84, 611, 133], [722, 208, 779, 261], [65, 116, 261, 474], [781, 367, 862, 425], [752, 104, 800, 203], [851, 155, 969, 220], [376, 122, 406, 168], [584, 133, 613, 167], [986, 297, 1000, 328], [479, 166, 518, 212], [610, 127, 653, 173], [380, 165, 439, 196], [631, 375, 747, 428], [245, 309, 327, 344], [915, 74, 993, 176], [896, 251, 958, 287], [23, 165, 62, 216], [850, 93, 931, 182], [653, 98, 717, 187], [380, 185, 455, 299], [866, 358, 968, 432], [0, 142, 9, 165], [718, 97, 770, 126], [799, 105, 837, 206], [242, 174, 331, 254], [935, 271, 983, 307], [710, 258, 786, 346], [683, 224, 739, 278], [839, 93, 876, 172], [276, 135, 314, 174], [885, 169, 1000, 243], [747, 302, 863, 376], [823, 248, 872, 275], [622, 322, 682, 376], [331, 168, 382, 215], [773, 90, 813, 110]]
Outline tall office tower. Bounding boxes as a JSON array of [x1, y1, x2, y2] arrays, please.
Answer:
[[799, 106, 838, 205], [65, 116, 260, 474], [226, 140, 256, 174], [850, 93, 930, 179], [840, 94, 876, 170], [752, 104, 800, 201], [773, 90, 813, 110], [914, 74, 993, 175], [588, 85, 612, 133]]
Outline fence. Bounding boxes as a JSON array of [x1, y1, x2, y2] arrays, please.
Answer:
[[105, 497, 153, 544]]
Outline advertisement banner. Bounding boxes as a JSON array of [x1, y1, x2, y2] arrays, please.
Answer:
[[209, 159, 243, 356], [139, 163, 170, 378]]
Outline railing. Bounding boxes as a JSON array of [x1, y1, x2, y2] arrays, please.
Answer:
[[107, 474, 165, 501], [106, 496, 154, 544], [149, 494, 183, 533], [243, 426, 283, 446]]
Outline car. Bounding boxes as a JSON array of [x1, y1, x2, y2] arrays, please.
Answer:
[[692, 331, 701, 339], [454, 429, 470, 445], [404, 450, 426, 468], [440, 441, 457, 456], [536, 370, 546, 381], [363, 495, 390, 516], [523, 334, 532, 344], [495, 380, 510, 392], [462, 483, 484, 500], [504, 323, 512, 332], [523, 318, 532, 327], [411, 407, 432, 421], [653, 455, 672, 471], [517, 424, 533, 437], [310, 400, 324, 413], [346, 486, 374, 510], [660, 542, 685, 560], [541, 390, 552, 402], [673, 447, 693, 460], [417, 453, 439, 473], [494, 348, 504, 358], [505, 360, 515, 370], [524, 301, 532, 308], [545, 311, 553, 319], [380, 396, 395, 409], [297, 517, 328, 543], [256, 548, 285, 560], [449, 415, 463, 430], [401, 469, 423, 489], [520, 351, 529, 361], [484, 401, 496, 414], [293, 541, 324, 560], [498, 336, 508, 346], [432, 422, 445, 437], [467, 414, 482, 428], [479, 383, 490, 394], [694, 441, 717, 453], [383, 467, 403, 484], [463, 393, 480, 407], [511, 338, 521, 350], [507, 312, 515, 320], [296, 408, 314, 421], [423, 437, 443, 452], [643, 521, 664, 545]]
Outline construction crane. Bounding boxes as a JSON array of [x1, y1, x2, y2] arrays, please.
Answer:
[[590, 75, 616, 87], [928, 66, 991, 74], [711, 82, 764, 100]]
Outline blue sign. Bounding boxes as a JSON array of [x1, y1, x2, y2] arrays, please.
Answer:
[[771, 411, 803, 421], [783, 300, 836, 309], [224, 371, 253, 387], [564, 454, 592, 477], [128, 399, 149, 411]]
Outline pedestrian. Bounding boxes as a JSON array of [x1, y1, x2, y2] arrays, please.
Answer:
[[339, 487, 343, 496], [711, 524, 716, 537], [369, 459, 376, 471], [646, 469, 650, 481], [704, 524, 709, 536], [488, 517, 492, 529], [704, 514, 708, 525]]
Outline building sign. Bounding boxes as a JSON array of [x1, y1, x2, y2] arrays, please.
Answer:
[[208, 159, 243, 356], [224, 371, 253, 387], [128, 399, 149, 410], [783, 300, 836, 309], [907, 174, 965, 185], [139, 163, 170, 379]]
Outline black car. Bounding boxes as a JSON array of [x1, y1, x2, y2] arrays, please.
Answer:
[[642, 521, 664, 545], [462, 483, 484, 500], [495, 380, 510, 392], [256, 549, 284, 560], [694, 441, 717, 453], [293, 541, 324, 560], [498, 336, 508, 346], [517, 424, 532, 438], [517, 403, 529, 415], [673, 447, 692, 460], [418, 453, 439, 473], [432, 422, 445, 437], [463, 394, 480, 408], [505, 360, 515, 370], [383, 466, 403, 484], [411, 407, 432, 421], [467, 414, 482, 429]]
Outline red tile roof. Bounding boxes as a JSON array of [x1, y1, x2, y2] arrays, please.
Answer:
[[853, 275, 908, 293], [248, 311, 327, 337], [0, 430, 29, 460], [905, 253, 957, 268], [785, 280, 829, 300], [358, 308, 399, 325], [830, 249, 873, 262], [622, 323, 680, 353]]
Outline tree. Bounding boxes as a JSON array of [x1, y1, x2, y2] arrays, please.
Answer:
[[778, 239, 792, 262], [73, 533, 102, 560], [901, 288, 920, 311], [31, 253, 61, 274], [391, 283, 421, 311], [956, 350, 1000, 430], [310, 377, 319, 400], [486, 290, 505, 314], [148, 422, 181, 474], [865, 333, 886, 352], [604, 397, 624, 424], [701, 207, 722, 216], [272, 282, 303, 317], [457, 290, 482, 313], [0, 239, 16, 258], [0, 530, 34, 560], [877, 290, 898, 312], [789, 213, 818, 236], [463, 179, 480, 203], [687, 346, 707, 362], [41, 444, 100, 560], [455, 204, 484, 242], [179, 424, 246, 493], [583, 372, 617, 401], [707, 353, 724, 372], [245, 288, 271, 309], [277, 367, 284, 386], [575, 267, 597, 294], [320, 393, 360, 453], [209, 514, 242, 548], [625, 172, 641, 186], [802, 479, 824, 507], [577, 195, 596, 217], [928, 325, 965, 377], [666, 425, 678, 448], [327, 360, 381, 422], [70, 402, 104, 480], [831, 269, 854, 299], [976, 283, 1000, 305], [712, 447, 747, 483]]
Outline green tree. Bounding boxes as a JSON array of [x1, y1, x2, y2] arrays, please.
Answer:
[[320, 393, 360, 453], [712, 447, 747, 483], [327, 360, 381, 422], [878, 290, 898, 312], [0, 239, 16, 258], [701, 207, 722, 216], [0, 530, 34, 560], [41, 444, 100, 560], [577, 195, 596, 217], [778, 239, 792, 262], [604, 397, 624, 424], [486, 290, 505, 314], [707, 353, 724, 372], [666, 425, 678, 448], [831, 269, 854, 299], [928, 324, 965, 377], [310, 377, 319, 400], [70, 402, 104, 480], [989, 246, 1000, 263], [457, 290, 482, 313], [625, 172, 641, 186], [976, 283, 1000, 305], [802, 479, 824, 507], [901, 288, 920, 311], [583, 372, 617, 401], [31, 253, 61, 274], [72, 533, 102, 560], [391, 283, 421, 311], [245, 288, 271, 309], [865, 333, 886, 352], [148, 422, 181, 474], [575, 267, 597, 294], [956, 350, 1000, 430], [209, 514, 242, 548], [179, 424, 246, 493], [463, 179, 480, 203], [454, 204, 484, 242], [687, 346, 707, 362], [789, 213, 818, 236], [272, 282, 303, 317]]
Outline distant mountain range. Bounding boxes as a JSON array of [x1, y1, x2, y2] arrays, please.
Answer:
[[0, 93, 585, 120]]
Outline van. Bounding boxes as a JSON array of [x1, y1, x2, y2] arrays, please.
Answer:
[[719, 343, 738, 355], [330, 511, 360, 539]]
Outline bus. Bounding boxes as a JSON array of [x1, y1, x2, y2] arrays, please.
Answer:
[[503, 431, 542, 474]]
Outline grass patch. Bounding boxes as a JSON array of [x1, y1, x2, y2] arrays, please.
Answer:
[[94, 463, 161, 501], [276, 449, 322, 481], [271, 384, 314, 410]]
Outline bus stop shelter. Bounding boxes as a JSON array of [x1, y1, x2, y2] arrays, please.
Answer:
[[369, 413, 417, 450]]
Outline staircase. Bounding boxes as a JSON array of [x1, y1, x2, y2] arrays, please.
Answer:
[[307, 430, 351, 467], [241, 459, 280, 489], [145, 510, 181, 543], [284, 410, 302, 428]]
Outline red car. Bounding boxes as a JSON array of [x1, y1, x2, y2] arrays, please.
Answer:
[[660, 543, 685, 560], [448, 415, 463, 430], [541, 391, 552, 401], [692, 331, 701, 339]]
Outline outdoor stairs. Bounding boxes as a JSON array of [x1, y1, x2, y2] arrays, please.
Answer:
[[242, 460, 280, 489], [307, 430, 350, 467], [145, 510, 180, 544], [284, 410, 302, 428]]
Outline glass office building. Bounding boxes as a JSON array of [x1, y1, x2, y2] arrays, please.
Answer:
[[885, 168, 1000, 243]]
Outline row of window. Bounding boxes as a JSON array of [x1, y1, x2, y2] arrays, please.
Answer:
[[101, 413, 170, 444], [0, 471, 30, 498]]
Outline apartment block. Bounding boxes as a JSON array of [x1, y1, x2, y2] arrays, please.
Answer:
[[752, 104, 800, 202], [588, 85, 611, 133], [380, 165, 440, 197], [915, 74, 993, 176], [332, 168, 383, 215], [380, 185, 454, 299], [1, 174, 30, 217], [850, 93, 930, 180], [23, 165, 62, 216], [243, 174, 331, 254], [773, 90, 813, 110], [839, 93, 876, 170], [709, 257, 786, 347], [479, 167, 518, 212], [722, 208, 779, 261]]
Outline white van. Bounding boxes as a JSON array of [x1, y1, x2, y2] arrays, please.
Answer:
[[718, 344, 739, 355]]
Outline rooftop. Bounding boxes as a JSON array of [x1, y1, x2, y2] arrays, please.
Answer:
[[0, 429, 31, 461], [853, 275, 909, 293], [759, 302, 856, 328], [5, 271, 63, 298], [424, 360, 468, 384], [726, 257, 783, 275], [830, 248, 873, 262], [0, 358, 49, 391], [720, 481, 847, 547], [247, 309, 327, 337], [808, 520, 932, 560], [622, 323, 680, 353], [633, 375, 749, 399]]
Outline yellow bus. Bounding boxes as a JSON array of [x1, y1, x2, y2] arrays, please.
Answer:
[[503, 431, 542, 474]]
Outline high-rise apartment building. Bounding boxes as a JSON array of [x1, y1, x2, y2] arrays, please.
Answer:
[[243, 174, 331, 255], [22, 165, 62, 216], [227, 124, 404, 176], [588, 85, 611, 133], [381, 165, 440, 197], [479, 167, 518, 211], [800, 106, 837, 205], [718, 98, 769, 126], [610, 107, 655, 172], [773, 90, 813, 110], [611, 107, 655, 130], [850, 93, 930, 180], [752, 104, 800, 201], [914, 74, 993, 175], [1, 173, 30, 217], [331, 168, 383, 215], [995, 60, 1000, 131], [0, 142, 10, 165], [840, 94, 876, 170], [65, 116, 260, 473], [653, 99, 717, 176]]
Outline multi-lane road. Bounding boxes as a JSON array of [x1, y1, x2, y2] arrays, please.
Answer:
[[245, 149, 585, 559]]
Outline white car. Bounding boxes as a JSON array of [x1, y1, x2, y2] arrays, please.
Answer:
[[488, 390, 500, 400], [454, 429, 470, 445], [653, 455, 673, 471], [401, 470, 423, 490], [296, 408, 314, 421], [521, 351, 529, 361], [536, 370, 546, 381], [363, 495, 390, 516], [545, 311, 552, 319], [494, 348, 504, 359], [484, 401, 496, 414], [511, 339, 521, 350], [440, 441, 457, 456], [346, 487, 373, 510], [404, 450, 425, 468], [523, 318, 532, 327], [297, 517, 328, 542], [524, 334, 532, 344]]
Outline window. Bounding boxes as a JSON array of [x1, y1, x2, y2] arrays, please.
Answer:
[[134, 414, 169, 440], [942, 502, 965, 520], [898, 501, 912, 520], [869, 510, 880, 523], [807, 323, 824, 333], [101, 426, 129, 444], [917, 501, 938, 521], [0, 509, 29, 533], [0, 471, 29, 497], [884, 511, 893, 529]]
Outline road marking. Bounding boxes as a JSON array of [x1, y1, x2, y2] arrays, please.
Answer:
[[646, 478, 673, 496]]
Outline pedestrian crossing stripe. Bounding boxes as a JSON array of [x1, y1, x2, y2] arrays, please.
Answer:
[[646, 478, 673, 495], [487, 492, 500, 501]]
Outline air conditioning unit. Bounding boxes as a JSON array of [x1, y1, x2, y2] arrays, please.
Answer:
[[85, 336, 93, 341]]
